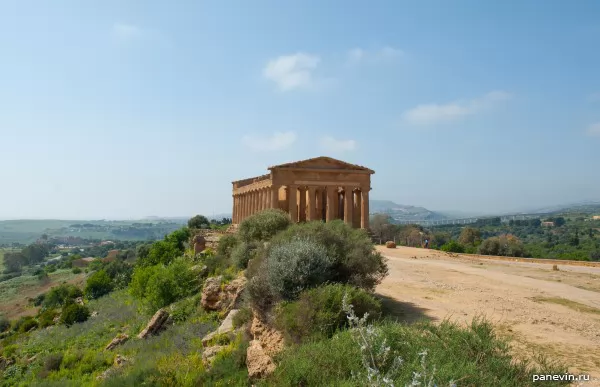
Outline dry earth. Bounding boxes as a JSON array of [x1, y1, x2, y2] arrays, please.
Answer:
[[375, 246, 600, 384]]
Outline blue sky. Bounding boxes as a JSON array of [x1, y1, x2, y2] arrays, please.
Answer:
[[1, 0, 599, 219]]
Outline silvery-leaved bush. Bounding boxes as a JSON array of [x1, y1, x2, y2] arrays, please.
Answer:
[[342, 293, 457, 387]]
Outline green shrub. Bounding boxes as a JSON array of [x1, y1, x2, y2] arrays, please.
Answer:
[[0, 315, 10, 332], [130, 259, 199, 311], [104, 260, 134, 289], [44, 283, 83, 308], [72, 267, 82, 274], [38, 308, 59, 328], [216, 234, 239, 258], [440, 240, 465, 253], [266, 238, 333, 301], [270, 220, 388, 291], [170, 296, 200, 324], [13, 316, 38, 333], [43, 352, 63, 372], [275, 284, 381, 344], [262, 318, 567, 387], [88, 259, 104, 272], [238, 209, 291, 243], [479, 234, 525, 257], [84, 269, 114, 299], [246, 272, 275, 315], [60, 303, 90, 326], [232, 307, 253, 328], [230, 241, 257, 269]]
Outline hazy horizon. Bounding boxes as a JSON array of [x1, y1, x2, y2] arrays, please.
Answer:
[[1, 1, 599, 219]]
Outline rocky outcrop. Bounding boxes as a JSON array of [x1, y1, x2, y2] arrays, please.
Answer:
[[105, 333, 129, 350], [75, 297, 84, 305], [193, 235, 207, 254], [246, 340, 276, 379], [246, 314, 285, 379], [202, 309, 239, 346], [250, 315, 284, 357], [385, 241, 396, 248], [137, 309, 170, 339], [201, 276, 246, 312]]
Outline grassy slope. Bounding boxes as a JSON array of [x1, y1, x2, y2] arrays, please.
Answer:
[[0, 269, 85, 320]]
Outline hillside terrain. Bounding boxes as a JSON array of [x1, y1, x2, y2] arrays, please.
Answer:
[[370, 200, 447, 222]]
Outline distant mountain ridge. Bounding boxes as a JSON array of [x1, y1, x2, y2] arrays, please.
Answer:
[[370, 200, 447, 222]]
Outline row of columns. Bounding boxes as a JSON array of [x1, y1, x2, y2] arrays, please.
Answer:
[[233, 184, 369, 229], [232, 185, 277, 224], [285, 185, 369, 229]]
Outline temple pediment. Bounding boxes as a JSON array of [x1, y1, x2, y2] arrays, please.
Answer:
[[268, 156, 374, 174]]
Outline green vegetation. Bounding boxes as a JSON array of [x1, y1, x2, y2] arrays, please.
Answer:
[[0, 213, 569, 386], [372, 212, 600, 261]]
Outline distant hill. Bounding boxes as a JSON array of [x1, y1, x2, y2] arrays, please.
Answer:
[[370, 200, 447, 223], [521, 201, 600, 215]]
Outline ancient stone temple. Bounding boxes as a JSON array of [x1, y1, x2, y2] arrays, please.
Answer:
[[231, 156, 374, 229]]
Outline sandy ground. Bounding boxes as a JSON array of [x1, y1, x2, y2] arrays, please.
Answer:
[[375, 246, 600, 384]]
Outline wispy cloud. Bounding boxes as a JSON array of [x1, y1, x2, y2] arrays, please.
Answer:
[[347, 46, 403, 64], [319, 136, 357, 152], [242, 131, 297, 151], [112, 23, 144, 41], [263, 53, 320, 91], [403, 91, 512, 126], [586, 122, 600, 137]]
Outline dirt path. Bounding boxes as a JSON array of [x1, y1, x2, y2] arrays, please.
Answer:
[[375, 246, 600, 383]]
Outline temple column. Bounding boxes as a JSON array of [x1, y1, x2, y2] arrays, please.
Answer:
[[353, 190, 362, 228], [334, 190, 340, 219], [326, 187, 336, 222], [344, 186, 353, 226], [288, 185, 298, 222], [271, 185, 279, 209], [259, 189, 264, 212], [299, 187, 307, 222], [315, 188, 323, 220], [361, 189, 370, 229], [240, 195, 245, 221], [307, 186, 317, 221], [233, 195, 238, 224], [252, 191, 257, 216]]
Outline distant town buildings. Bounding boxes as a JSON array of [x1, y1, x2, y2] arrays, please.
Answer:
[[593, 215, 600, 220], [541, 221, 555, 227]]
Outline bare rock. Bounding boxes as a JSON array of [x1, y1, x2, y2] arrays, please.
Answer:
[[202, 345, 227, 367], [385, 241, 396, 248], [246, 340, 276, 379], [91, 311, 99, 317], [105, 333, 129, 351], [250, 315, 284, 357], [202, 309, 239, 346], [137, 309, 170, 339], [75, 297, 84, 306], [193, 235, 207, 254], [201, 276, 224, 311], [201, 276, 247, 312]]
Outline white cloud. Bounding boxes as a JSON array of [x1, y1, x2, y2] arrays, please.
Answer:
[[347, 46, 403, 64], [242, 131, 297, 151], [403, 91, 512, 126], [263, 53, 320, 91], [319, 136, 357, 152], [586, 122, 600, 137], [112, 23, 144, 41]]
